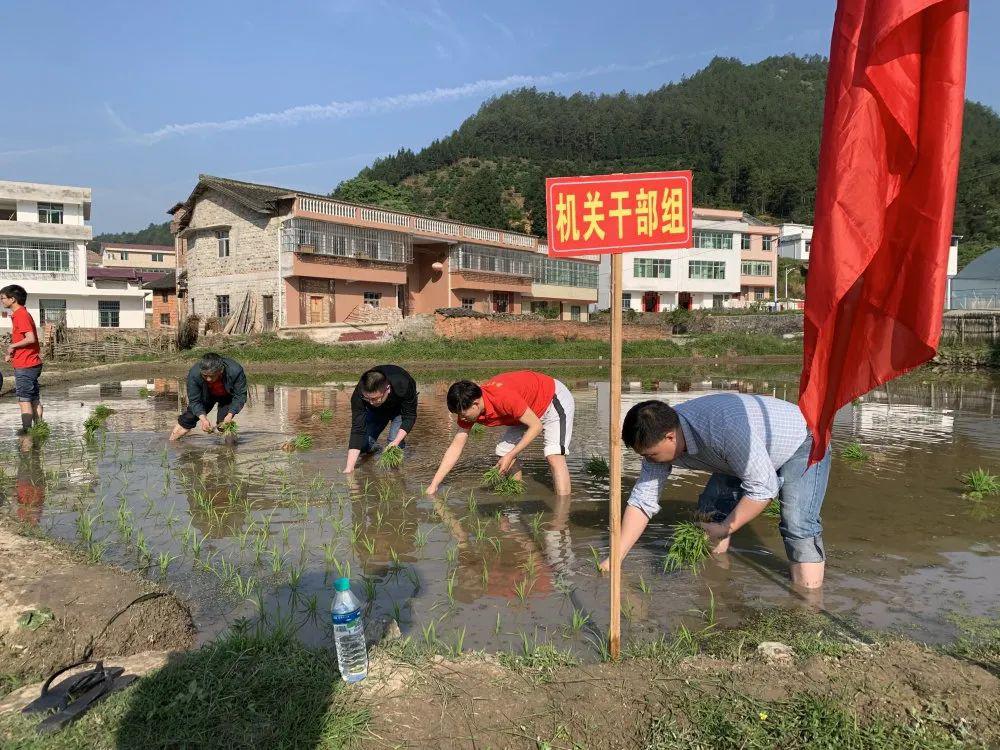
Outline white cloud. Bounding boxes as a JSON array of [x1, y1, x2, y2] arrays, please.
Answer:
[[482, 12, 515, 42], [140, 54, 684, 143]]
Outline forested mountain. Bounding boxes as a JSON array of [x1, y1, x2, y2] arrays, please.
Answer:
[[334, 55, 1000, 265], [89, 221, 173, 253]]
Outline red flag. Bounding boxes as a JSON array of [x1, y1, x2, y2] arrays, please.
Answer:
[[799, 0, 969, 462]]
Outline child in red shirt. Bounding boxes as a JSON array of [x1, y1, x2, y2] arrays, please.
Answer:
[[427, 370, 575, 496], [1, 285, 44, 432]]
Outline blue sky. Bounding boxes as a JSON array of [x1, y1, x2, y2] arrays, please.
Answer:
[[1, 0, 997, 233]]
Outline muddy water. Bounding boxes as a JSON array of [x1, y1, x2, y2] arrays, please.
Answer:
[[2, 372, 998, 657]]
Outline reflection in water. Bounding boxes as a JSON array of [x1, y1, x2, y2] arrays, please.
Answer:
[[5, 371, 1000, 654]]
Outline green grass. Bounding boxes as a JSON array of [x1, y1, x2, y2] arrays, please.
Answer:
[[961, 468, 1000, 496], [92, 404, 115, 419], [662, 522, 711, 574], [26, 420, 51, 440], [762, 498, 781, 518], [286, 434, 313, 451], [377, 444, 404, 469], [0, 629, 369, 749], [469, 422, 485, 437], [840, 442, 870, 461], [218, 421, 239, 436], [585, 455, 610, 477], [318, 409, 333, 421], [645, 692, 970, 749], [482, 467, 525, 495], [138, 387, 151, 398], [187, 332, 801, 364]]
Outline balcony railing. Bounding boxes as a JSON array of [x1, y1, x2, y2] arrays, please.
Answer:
[[533, 257, 599, 288], [281, 218, 413, 264], [450, 243, 534, 277], [0, 238, 76, 280]]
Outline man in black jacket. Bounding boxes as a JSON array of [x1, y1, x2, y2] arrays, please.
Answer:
[[343, 365, 418, 473], [169, 352, 248, 441]]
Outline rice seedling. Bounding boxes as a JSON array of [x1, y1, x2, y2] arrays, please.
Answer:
[[421, 620, 438, 649], [445, 545, 458, 564], [191, 532, 205, 558], [553, 574, 573, 596], [287, 564, 303, 592], [588, 545, 603, 573], [445, 569, 457, 604], [271, 547, 284, 575], [636, 575, 652, 595], [75, 511, 99, 546], [570, 607, 589, 634], [284, 434, 313, 451], [281, 526, 290, 549], [473, 517, 488, 542], [469, 423, 485, 437], [482, 468, 525, 496], [481, 560, 490, 588], [27, 421, 51, 441], [157, 552, 178, 577], [303, 593, 320, 623], [333, 558, 352, 580], [83, 415, 103, 438], [377, 444, 404, 469], [413, 527, 429, 548], [138, 387, 151, 398], [467, 492, 477, 514], [218, 421, 238, 437], [93, 405, 115, 419], [135, 532, 151, 563], [318, 409, 333, 421], [528, 512, 544, 537], [763, 499, 781, 518], [663, 521, 711, 574], [358, 534, 376, 556], [402, 565, 419, 590], [495, 611, 503, 635], [520, 552, 538, 582], [585, 455, 610, 477], [233, 573, 257, 599], [513, 577, 531, 604], [487, 536, 502, 554], [449, 627, 466, 657], [961, 467, 1000, 496], [840, 442, 869, 461], [116, 503, 134, 540], [86, 541, 109, 564]]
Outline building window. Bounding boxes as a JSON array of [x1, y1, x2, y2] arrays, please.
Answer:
[[216, 230, 230, 258], [0, 239, 71, 272], [363, 291, 381, 307], [151, 253, 164, 262], [160, 290, 169, 302], [37, 202, 64, 224], [461, 297, 476, 310], [713, 294, 727, 309], [160, 312, 171, 325], [120, 251, 130, 260], [145, 298, 153, 310], [492, 292, 510, 314], [689, 260, 726, 280], [38, 299, 66, 326], [741, 261, 772, 276], [98, 300, 120, 328], [693, 230, 732, 250], [762, 237, 776, 252], [754, 289, 767, 301], [216, 295, 230, 319], [570, 305, 581, 321], [633, 258, 671, 278], [741, 233, 751, 250], [804, 240, 812, 254], [530, 301, 549, 314], [621, 292, 632, 310]]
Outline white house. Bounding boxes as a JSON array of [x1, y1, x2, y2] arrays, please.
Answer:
[[0, 180, 145, 329], [778, 223, 813, 261], [597, 209, 776, 312]]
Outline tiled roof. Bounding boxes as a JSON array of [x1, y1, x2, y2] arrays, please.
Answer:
[[101, 242, 174, 251], [87, 266, 166, 282], [142, 271, 176, 290]]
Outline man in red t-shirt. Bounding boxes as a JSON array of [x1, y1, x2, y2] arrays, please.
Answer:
[[427, 370, 575, 496], [1, 285, 44, 432]]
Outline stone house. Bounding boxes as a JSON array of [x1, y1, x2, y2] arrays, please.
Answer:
[[168, 175, 599, 331]]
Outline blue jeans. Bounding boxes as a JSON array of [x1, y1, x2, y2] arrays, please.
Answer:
[[362, 411, 403, 454], [697, 435, 831, 563]]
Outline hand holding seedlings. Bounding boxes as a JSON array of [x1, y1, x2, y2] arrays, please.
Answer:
[[663, 521, 712, 574], [377, 444, 404, 469]]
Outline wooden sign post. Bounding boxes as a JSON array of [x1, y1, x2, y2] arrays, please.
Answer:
[[545, 171, 693, 658]]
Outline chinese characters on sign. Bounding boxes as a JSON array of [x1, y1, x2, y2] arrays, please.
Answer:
[[545, 171, 693, 257]]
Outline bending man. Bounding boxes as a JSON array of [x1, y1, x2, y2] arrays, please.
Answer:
[[343, 364, 418, 473], [169, 352, 248, 441]]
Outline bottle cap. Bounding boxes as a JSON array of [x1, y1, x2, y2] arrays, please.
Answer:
[[334, 577, 350, 592]]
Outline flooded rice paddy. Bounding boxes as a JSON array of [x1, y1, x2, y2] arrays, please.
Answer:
[[2, 371, 999, 658]]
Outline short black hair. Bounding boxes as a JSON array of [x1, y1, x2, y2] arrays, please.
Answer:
[[359, 369, 387, 394], [447, 380, 482, 413], [622, 400, 680, 451], [198, 352, 226, 375], [0, 285, 27, 305]]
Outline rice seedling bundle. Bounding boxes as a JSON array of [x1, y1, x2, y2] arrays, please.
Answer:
[[663, 521, 711, 574], [482, 467, 525, 496], [377, 444, 404, 469]]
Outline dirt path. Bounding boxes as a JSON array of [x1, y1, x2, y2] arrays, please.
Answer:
[[0, 522, 195, 684], [358, 640, 1000, 749]]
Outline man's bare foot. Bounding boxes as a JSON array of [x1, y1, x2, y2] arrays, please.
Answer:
[[168, 425, 189, 441], [710, 536, 731, 554]]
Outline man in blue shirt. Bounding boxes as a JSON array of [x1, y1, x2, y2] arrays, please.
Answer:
[[600, 393, 831, 589]]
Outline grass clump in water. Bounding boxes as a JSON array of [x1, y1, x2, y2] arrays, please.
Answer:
[[662, 522, 711, 574], [283, 434, 313, 452], [138, 387, 151, 398], [318, 409, 333, 421], [840, 441, 869, 461], [92, 404, 115, 419], [482, 467, 525, 496], [26, 421, 51, 441], [961, 467, 1000, 498], [377, 444, 404, 469], [469, 423, 485, 437], [585, 455, 610, 477], [218, 421, 238, 436]]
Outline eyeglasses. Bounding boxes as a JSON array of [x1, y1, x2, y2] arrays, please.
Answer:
[[362, 387, 391, 404]]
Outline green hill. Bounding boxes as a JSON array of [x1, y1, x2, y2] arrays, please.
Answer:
[[89, 221, 173, 253], [334, 55, 1000, 266]]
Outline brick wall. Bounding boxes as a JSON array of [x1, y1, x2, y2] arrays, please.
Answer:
[[433, 313, 666, 341], [151, 289, 176, 329], [184, 190, 282, 330]]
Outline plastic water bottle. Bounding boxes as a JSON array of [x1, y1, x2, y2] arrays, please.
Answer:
[[331, 577, 368, 683]]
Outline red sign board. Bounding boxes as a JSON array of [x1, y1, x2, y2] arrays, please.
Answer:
[[545, 170, 693, 257]]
